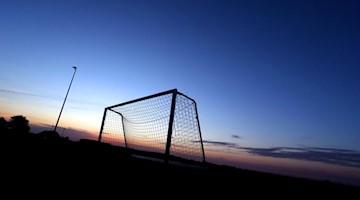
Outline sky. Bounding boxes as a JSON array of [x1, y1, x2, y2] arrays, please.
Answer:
[[0, 0, 359, 186]]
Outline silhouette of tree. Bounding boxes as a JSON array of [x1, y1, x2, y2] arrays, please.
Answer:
[[0, 117, 7, 133], [8, 115, 30, 134]]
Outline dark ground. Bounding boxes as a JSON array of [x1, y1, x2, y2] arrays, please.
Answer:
[[0, 132, 359, 197]]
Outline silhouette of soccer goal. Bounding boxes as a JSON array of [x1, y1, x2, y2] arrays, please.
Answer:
[[99, 89, 205, 163]]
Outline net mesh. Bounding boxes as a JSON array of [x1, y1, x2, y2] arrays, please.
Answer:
[[100, 90, 204, 162], [100, 109, 125, 147]]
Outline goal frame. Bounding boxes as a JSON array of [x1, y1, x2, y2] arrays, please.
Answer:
[[98, 89, 206, 162]]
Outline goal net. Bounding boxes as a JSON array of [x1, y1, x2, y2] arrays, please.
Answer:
[[98, 89, 205, 163]]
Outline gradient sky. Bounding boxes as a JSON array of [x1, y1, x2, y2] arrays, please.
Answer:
[[0, 0, 359, 185]]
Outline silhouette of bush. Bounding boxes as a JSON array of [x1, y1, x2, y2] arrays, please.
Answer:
[[8, 115, 30, 134], [38, 130, 60, 141], [0, 117, 7, 134]]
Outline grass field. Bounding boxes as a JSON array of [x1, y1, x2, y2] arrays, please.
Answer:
[[0, 132, 358, 197]]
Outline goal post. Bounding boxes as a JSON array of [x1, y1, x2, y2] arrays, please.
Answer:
[[98, 89, 206, 163]]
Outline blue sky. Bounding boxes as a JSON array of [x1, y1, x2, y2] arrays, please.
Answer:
[[0, 0, 359, 185]]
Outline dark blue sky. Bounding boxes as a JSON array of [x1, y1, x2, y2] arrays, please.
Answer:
[[0, 0, 359, 160]]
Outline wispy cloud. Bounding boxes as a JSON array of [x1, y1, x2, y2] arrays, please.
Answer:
[[29, 123, 97, 141], [0, 88, 53, 99], [199, 140, 360, 168], [202, 140, 237, 146], [0, 88, 106, 108], [244, 146, 360, 168], [231, 135, 242, 139]]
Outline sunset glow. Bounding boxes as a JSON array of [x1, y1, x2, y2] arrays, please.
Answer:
[[0, 0, 359, 186]]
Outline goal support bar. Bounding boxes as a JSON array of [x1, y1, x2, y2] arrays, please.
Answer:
[[165, 90, 177, 162]]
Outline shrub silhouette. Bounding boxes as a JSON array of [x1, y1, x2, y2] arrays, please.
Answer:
[[8, 115, 30, 134], [38, 130, 60, 141], [0, 117, 7, 133]]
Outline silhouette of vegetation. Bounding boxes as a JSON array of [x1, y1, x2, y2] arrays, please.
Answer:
[[0, 114, 358, 196], [38, 130, 60, 141], [8, 115, 30, 134], [0, 117, 7, 133]]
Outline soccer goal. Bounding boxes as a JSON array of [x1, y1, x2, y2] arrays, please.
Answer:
[[98, 89, 205, 163]]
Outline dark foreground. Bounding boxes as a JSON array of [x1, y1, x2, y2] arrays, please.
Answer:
[[1, 133, 359, 197]]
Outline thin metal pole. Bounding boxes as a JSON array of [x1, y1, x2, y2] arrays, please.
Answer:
[[98, 108, 108, 142], [121, 115, 128, 148], [165, 90, 177, 163], [54, 66, 77, 132], [194, 101, 206, 162]]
